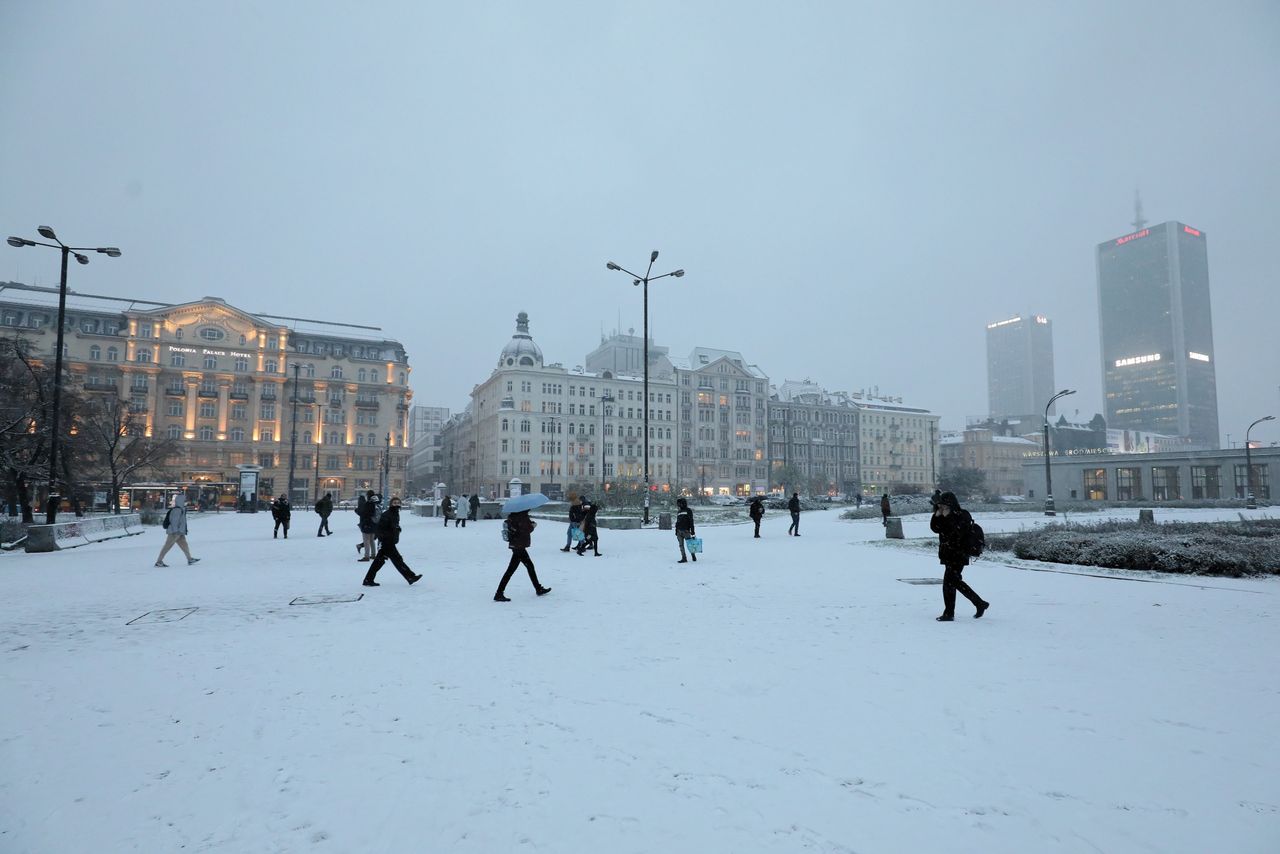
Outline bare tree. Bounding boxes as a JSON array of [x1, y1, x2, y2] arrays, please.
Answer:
[[75, 394, 177, 514], [0, 336, 58, 522]]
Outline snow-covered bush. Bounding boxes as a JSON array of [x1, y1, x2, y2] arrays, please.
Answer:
[[986, 520, 1280, 577]]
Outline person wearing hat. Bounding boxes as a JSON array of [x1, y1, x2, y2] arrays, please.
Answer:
[[363, 496, 422, 587], [929, 491, 989, 621]]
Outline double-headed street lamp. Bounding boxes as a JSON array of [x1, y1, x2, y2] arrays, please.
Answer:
[[7, 227, 121, 523], [1244, 415, 1275, 509], [606, 251, 685, 525], [1042, 388, 1076, 516]]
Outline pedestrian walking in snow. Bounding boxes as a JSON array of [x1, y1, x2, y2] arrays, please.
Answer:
[[880, 493, 891, 527], [154, 493, 200, 567], [561, 492, 584, 552], [271, 494, 291, 539], [929, 491, 989, 622], [441, 494, 454, 527], [575, 497, 601, 556], [315, 492, 333, 537], [454, 495, 467, 527], [494, 509, 550, 601], [356, 490, 378, 560], [675, 498, 697, 563], [787, 492, 801, 536], [856, 493, 863, 508], [362, 496, 422, 587], [469, 493, 480, 522], [748, 496, 764, 538]]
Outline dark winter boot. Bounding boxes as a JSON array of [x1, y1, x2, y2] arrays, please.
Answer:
[[975, 600, 990, 619], [494, 592, 511, 602], [935, 614, 954, 622], [535, 586, 552, 596]]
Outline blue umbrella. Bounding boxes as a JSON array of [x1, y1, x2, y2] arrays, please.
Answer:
[[502, 493, 551, 514]]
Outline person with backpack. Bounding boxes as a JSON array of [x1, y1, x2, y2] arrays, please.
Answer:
[[271, 494, 291, 539], [441, 494, 454, 527], [748, 496, 764, 538], [561, 493, 584, 552], [362, 496, 422, 587], [929, 491, 989, 621], [880, 493, 891, 527], [315, 492, 333, 537], [787, 492, 801, 536], [675, 497, 697, 563], [154, 493, 200, 567], [494, 509, 550, 601], [356, 490, 378, 560], [574, 497, 601, 556]]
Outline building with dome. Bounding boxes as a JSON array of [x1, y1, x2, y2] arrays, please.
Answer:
[[453, 313, 677, 499]]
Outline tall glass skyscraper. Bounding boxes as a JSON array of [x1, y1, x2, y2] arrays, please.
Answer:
[[986, 313, 1056, 425], [1096, 220, 1219, 448]]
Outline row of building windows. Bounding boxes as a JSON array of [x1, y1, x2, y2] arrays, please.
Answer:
[[1079, 465, 1270, 501]]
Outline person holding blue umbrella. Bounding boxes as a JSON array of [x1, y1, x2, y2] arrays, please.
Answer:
[[495, 492, 552, 602]]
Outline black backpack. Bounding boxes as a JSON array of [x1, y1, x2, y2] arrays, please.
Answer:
[[965, 519, 986, 558], [162, 508, 173, 530], [501, 518, 511, 542]]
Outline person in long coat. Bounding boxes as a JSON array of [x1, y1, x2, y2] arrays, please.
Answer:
[[574, 498, 601, 556], [787, 492, 801, 536], [271, 494, 291, 538], [494, 509, 550, 601], [748, 497, 764, 538], [315, 492, 333, 537], [561, 493, 584, 552], [675, 497, 697, 563], [362, 496, 422, 586], [454, 495, 468, 528], [441, 494, 454, 527], [880, 493, 891, 527], [928, 491, 989, 621], [356, 490, 378, 560], [468, 492, 480, 522]]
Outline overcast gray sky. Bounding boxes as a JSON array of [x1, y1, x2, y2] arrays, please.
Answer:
[[3, 1, 1278, 444]]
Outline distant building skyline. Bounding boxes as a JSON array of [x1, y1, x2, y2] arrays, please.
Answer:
[[1096, 220, 1220, 448], [985, 313, 1056, 426]]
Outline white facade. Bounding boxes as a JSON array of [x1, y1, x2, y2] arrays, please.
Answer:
[[853, 394, 941, 495]]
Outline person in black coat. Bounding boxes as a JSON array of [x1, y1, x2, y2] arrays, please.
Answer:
[[575, 498, 601, 556], [315, 492, 333, 537], [271, 495, 291, 538], [787, 492, 801, 536], [880, 493, 891, 527], [363, 497, 422, 586], [356, 490, 379, 560], [468, 493, 480, 522], [561, 494, 585, 552], [495, 509, 550, 601], [748, 497, 764, 538], [675, 498, 697, 563], [441, 494, 454, 527], [928, 491, 989, 621]]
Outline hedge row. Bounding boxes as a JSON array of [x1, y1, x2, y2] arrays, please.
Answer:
[[984, 520, 1280, 577]]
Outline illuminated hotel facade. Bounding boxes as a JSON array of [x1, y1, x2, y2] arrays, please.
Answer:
[[985, 313, 1055, 425], [0, 283, 412, 502], [1096, 221, 1219, 448]]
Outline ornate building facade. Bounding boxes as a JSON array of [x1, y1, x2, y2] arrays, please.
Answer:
[[767, 380, 860, 496], [0, 283, 412, 502]]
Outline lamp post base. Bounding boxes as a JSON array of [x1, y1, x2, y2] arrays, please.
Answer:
[[45, 494, 61, 525], [1044, 496, 1057, 517]]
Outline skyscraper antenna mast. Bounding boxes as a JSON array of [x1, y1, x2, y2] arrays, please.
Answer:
[[1132, 188, 1147, 231]]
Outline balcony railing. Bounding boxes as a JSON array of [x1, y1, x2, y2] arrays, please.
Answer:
[[355, 398, 380, 409], [83, 382, 118, 393], [165, 386, 185, 396], [260, 390, 278, 401], [229, 390, 249, 400], [197, 389, 218, 398]]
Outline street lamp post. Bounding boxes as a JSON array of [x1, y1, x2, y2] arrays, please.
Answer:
[[1244, 415, 1275, 509], [7, 228, 121, 523], [606, 252, 685, 524], [382, 432, 392, 497], [287, 364, 301, 503], [1043, 388, 1076, 516], [599, 391, 614, 493]]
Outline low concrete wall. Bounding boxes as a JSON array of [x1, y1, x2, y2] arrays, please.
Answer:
[[25, 513, 145, 553]]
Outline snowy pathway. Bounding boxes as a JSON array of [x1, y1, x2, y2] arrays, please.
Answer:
[[2, 507, 1277, 852]]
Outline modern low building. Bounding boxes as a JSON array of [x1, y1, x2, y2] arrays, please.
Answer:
[[0, 282, 412, 503], [1022, 447, 1277, 503], [940, 428, 1039, 497], [768, 379, 860, 496]]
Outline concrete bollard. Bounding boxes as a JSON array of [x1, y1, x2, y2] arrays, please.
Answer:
[[1138, 508, 1154, 524], [884, 517, 904, 539]]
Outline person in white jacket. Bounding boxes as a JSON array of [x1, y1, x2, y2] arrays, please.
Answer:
[[154, 493, 201, 567]]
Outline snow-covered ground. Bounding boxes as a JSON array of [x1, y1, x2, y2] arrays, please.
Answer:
[[2, 507, 1278, 853]]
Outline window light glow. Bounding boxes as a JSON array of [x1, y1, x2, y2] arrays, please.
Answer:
[[1115, 353, 1161, 367], [986, 316, 1021, 329]]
